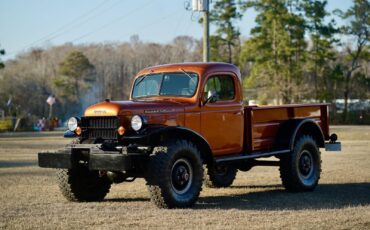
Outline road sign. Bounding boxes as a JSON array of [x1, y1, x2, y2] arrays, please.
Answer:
[[46, 96, 56, 106]]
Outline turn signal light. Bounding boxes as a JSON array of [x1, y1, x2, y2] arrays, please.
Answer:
[[117, 126, 125, 136], [75, 127, 82, 136]]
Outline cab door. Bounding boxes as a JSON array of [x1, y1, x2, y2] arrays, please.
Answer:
[[200, 74, 244, 156]]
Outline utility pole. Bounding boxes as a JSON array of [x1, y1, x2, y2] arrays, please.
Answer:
[[192, 0, 210, 62], [202, 1, 210, 62]]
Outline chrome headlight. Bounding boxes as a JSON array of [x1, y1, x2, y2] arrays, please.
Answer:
[[131, 115, 143, 131], [67, 117, 79, 131]]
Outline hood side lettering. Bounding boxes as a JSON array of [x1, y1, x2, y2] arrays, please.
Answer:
[[145, 109, 176, 114]]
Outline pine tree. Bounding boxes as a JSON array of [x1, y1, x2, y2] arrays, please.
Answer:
[[209, 0, 242, 63], [301, 0, 338, 102], [335, 0, 370, 122], [240, 0, 306, 104], [55, 51, 95, 103], [0, 45, 5, 69]]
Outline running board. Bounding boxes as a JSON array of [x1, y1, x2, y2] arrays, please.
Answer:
[[215, 149, 291, 163]]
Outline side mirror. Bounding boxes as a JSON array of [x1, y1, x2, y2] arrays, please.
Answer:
[[203, 91, 217, 105]]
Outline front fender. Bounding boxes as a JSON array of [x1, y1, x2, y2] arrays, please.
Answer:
[[122, 125, 213, 163]]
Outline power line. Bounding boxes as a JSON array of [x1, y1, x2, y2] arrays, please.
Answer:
[[138, 9, 185, 63], [131, 8, 184, 35], [170, 12, 195, 62], [26, 0, 113, 48], [6, 0, 184, 57], [71, 0, 156, 43], [172, 8, 187, 37], [13, 0, 124, 55], [42, 0, 124, 43]]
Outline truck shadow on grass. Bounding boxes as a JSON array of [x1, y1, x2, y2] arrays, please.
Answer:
[[104, 197, 150, 203], [0, 160, 36, 168], [197, 183, 370, 210]]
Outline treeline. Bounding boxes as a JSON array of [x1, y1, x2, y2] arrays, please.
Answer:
[[209, 0, 369, 123], [0, 0, 369, 125], [0, 36, 201, 121]]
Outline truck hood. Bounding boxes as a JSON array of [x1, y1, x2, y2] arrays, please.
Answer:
[[84, 100, 185, 116], [84, 100, 186, 127]]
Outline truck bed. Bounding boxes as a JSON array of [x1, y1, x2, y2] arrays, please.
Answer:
[[244, 104, 329, 152]]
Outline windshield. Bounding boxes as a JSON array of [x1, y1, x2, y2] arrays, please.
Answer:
[[132, 72, 198, 98]]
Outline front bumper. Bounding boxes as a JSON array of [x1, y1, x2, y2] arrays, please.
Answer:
[[38, 144, 146, 171]]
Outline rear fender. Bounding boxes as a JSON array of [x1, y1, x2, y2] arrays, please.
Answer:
[[275, 119, 325, 151]]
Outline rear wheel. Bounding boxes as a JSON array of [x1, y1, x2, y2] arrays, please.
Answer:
[[146, 139, 203, 208], [204, 164, 237, 188], [279, 135, 321, 192]]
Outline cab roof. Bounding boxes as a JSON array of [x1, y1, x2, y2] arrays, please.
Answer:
[[135, 62, 241, 80]]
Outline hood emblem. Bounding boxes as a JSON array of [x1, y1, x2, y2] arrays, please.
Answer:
[[94, 110, 107, 114]]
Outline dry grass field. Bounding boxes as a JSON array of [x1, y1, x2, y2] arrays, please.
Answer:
[[0, 126, 369, 229]]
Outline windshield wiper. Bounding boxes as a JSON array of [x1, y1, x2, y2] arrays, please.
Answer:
[[179, 68, 197, 85], [135, 72, 151, 87]]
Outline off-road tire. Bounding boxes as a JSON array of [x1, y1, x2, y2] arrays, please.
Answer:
[[56, 166, 111, 202], [146, 139, 203, 209], [279, 135, 321, 192], [204, 164, 237, 188], [56, 138, 111, 202]]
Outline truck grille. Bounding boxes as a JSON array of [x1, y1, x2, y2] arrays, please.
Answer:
[[81, 117, 118, 140]]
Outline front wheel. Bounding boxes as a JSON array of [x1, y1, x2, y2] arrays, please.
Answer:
[[279, 135, 321, 192], [146, 139, 203, 208], [56, 166, 111, 202]]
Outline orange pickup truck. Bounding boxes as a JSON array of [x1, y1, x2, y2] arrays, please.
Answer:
[[38, 62, 341, 208]]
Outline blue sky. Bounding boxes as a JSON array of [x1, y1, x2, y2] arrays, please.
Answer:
[[0, 0, 353, 60]]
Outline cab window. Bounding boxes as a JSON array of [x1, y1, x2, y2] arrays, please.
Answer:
[[204, 75, 235, 101]]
